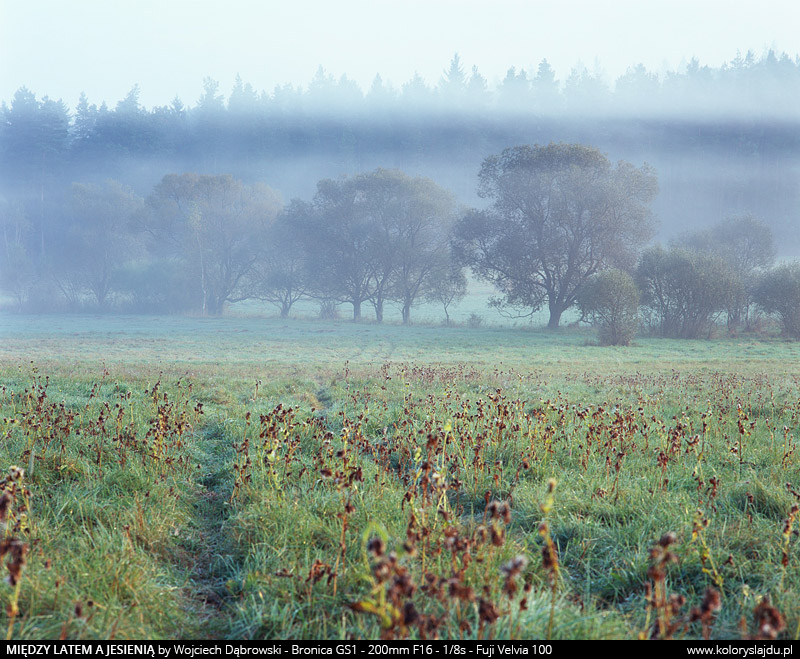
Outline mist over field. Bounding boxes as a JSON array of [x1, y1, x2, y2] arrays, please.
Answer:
[[2, 47, 800, 320], [3, 52, 799, 234]]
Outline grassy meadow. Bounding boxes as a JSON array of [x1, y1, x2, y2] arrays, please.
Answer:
[[0, 310, 798, 640]]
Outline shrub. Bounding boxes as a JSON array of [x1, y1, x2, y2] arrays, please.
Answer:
[[753, 262, 800, 339], [636, 246, 739, 339], [112, 259, 197, 313], [577, 269, 640, 345], [318, 299, 340, 320], [674, 213, 775, 331], [467, 313, 484, 328]]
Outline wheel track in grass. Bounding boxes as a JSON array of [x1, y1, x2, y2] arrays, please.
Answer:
[[182, 419, 238, 638]]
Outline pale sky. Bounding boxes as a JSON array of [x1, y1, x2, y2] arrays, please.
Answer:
[[1, 0, 798, 110]]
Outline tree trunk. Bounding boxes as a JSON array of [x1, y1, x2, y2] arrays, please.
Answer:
[[96, 289, 108, 312], [352, 299, 361, 322], [402, 299, 412, 325], [547, 304, 564, 329], [374, 298, 384, 323], [206, 295, 224, 316]]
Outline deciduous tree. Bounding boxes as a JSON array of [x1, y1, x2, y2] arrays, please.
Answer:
[[577, 268, 640, 345], [63, 180, 144, 309], [675, 213, 776, 330], [250, 200, 312, 318], [454, 143, 657, 328], [298, 169, 456, 323], [754, 262, 800, 339], [143, 173, 281, 315], [636, 246, 738, 338]]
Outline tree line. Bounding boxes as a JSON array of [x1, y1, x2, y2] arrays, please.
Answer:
[[3, 142, 799, 341], [453, 143, 798, 342], [2, 50, 800, 266], [0, 168, 467, 325]]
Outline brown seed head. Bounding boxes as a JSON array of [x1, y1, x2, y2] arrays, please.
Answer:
[[367, 537, 386, 557], [490, 525, 505, 547], [478, 598, 501, 624], [541, 544, 557, 571], [752, 597, 785, 640], [500, 555, 528, 577], [658, 532, 678, 548]]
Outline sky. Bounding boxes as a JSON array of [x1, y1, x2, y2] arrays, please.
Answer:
[[1, 0, 799, 110]]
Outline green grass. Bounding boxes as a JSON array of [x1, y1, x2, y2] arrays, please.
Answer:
[[3, 313, 799, 375], [0, 311, 798, 640]]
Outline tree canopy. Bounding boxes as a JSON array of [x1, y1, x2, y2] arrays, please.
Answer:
[[454, 143, 658, 328], [296, 168, 457, 322], [636, 245, 739, 339], [142, 173, 281, 315]]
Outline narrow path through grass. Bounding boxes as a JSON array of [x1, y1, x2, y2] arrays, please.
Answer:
[[182, 420, 238, 638]]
